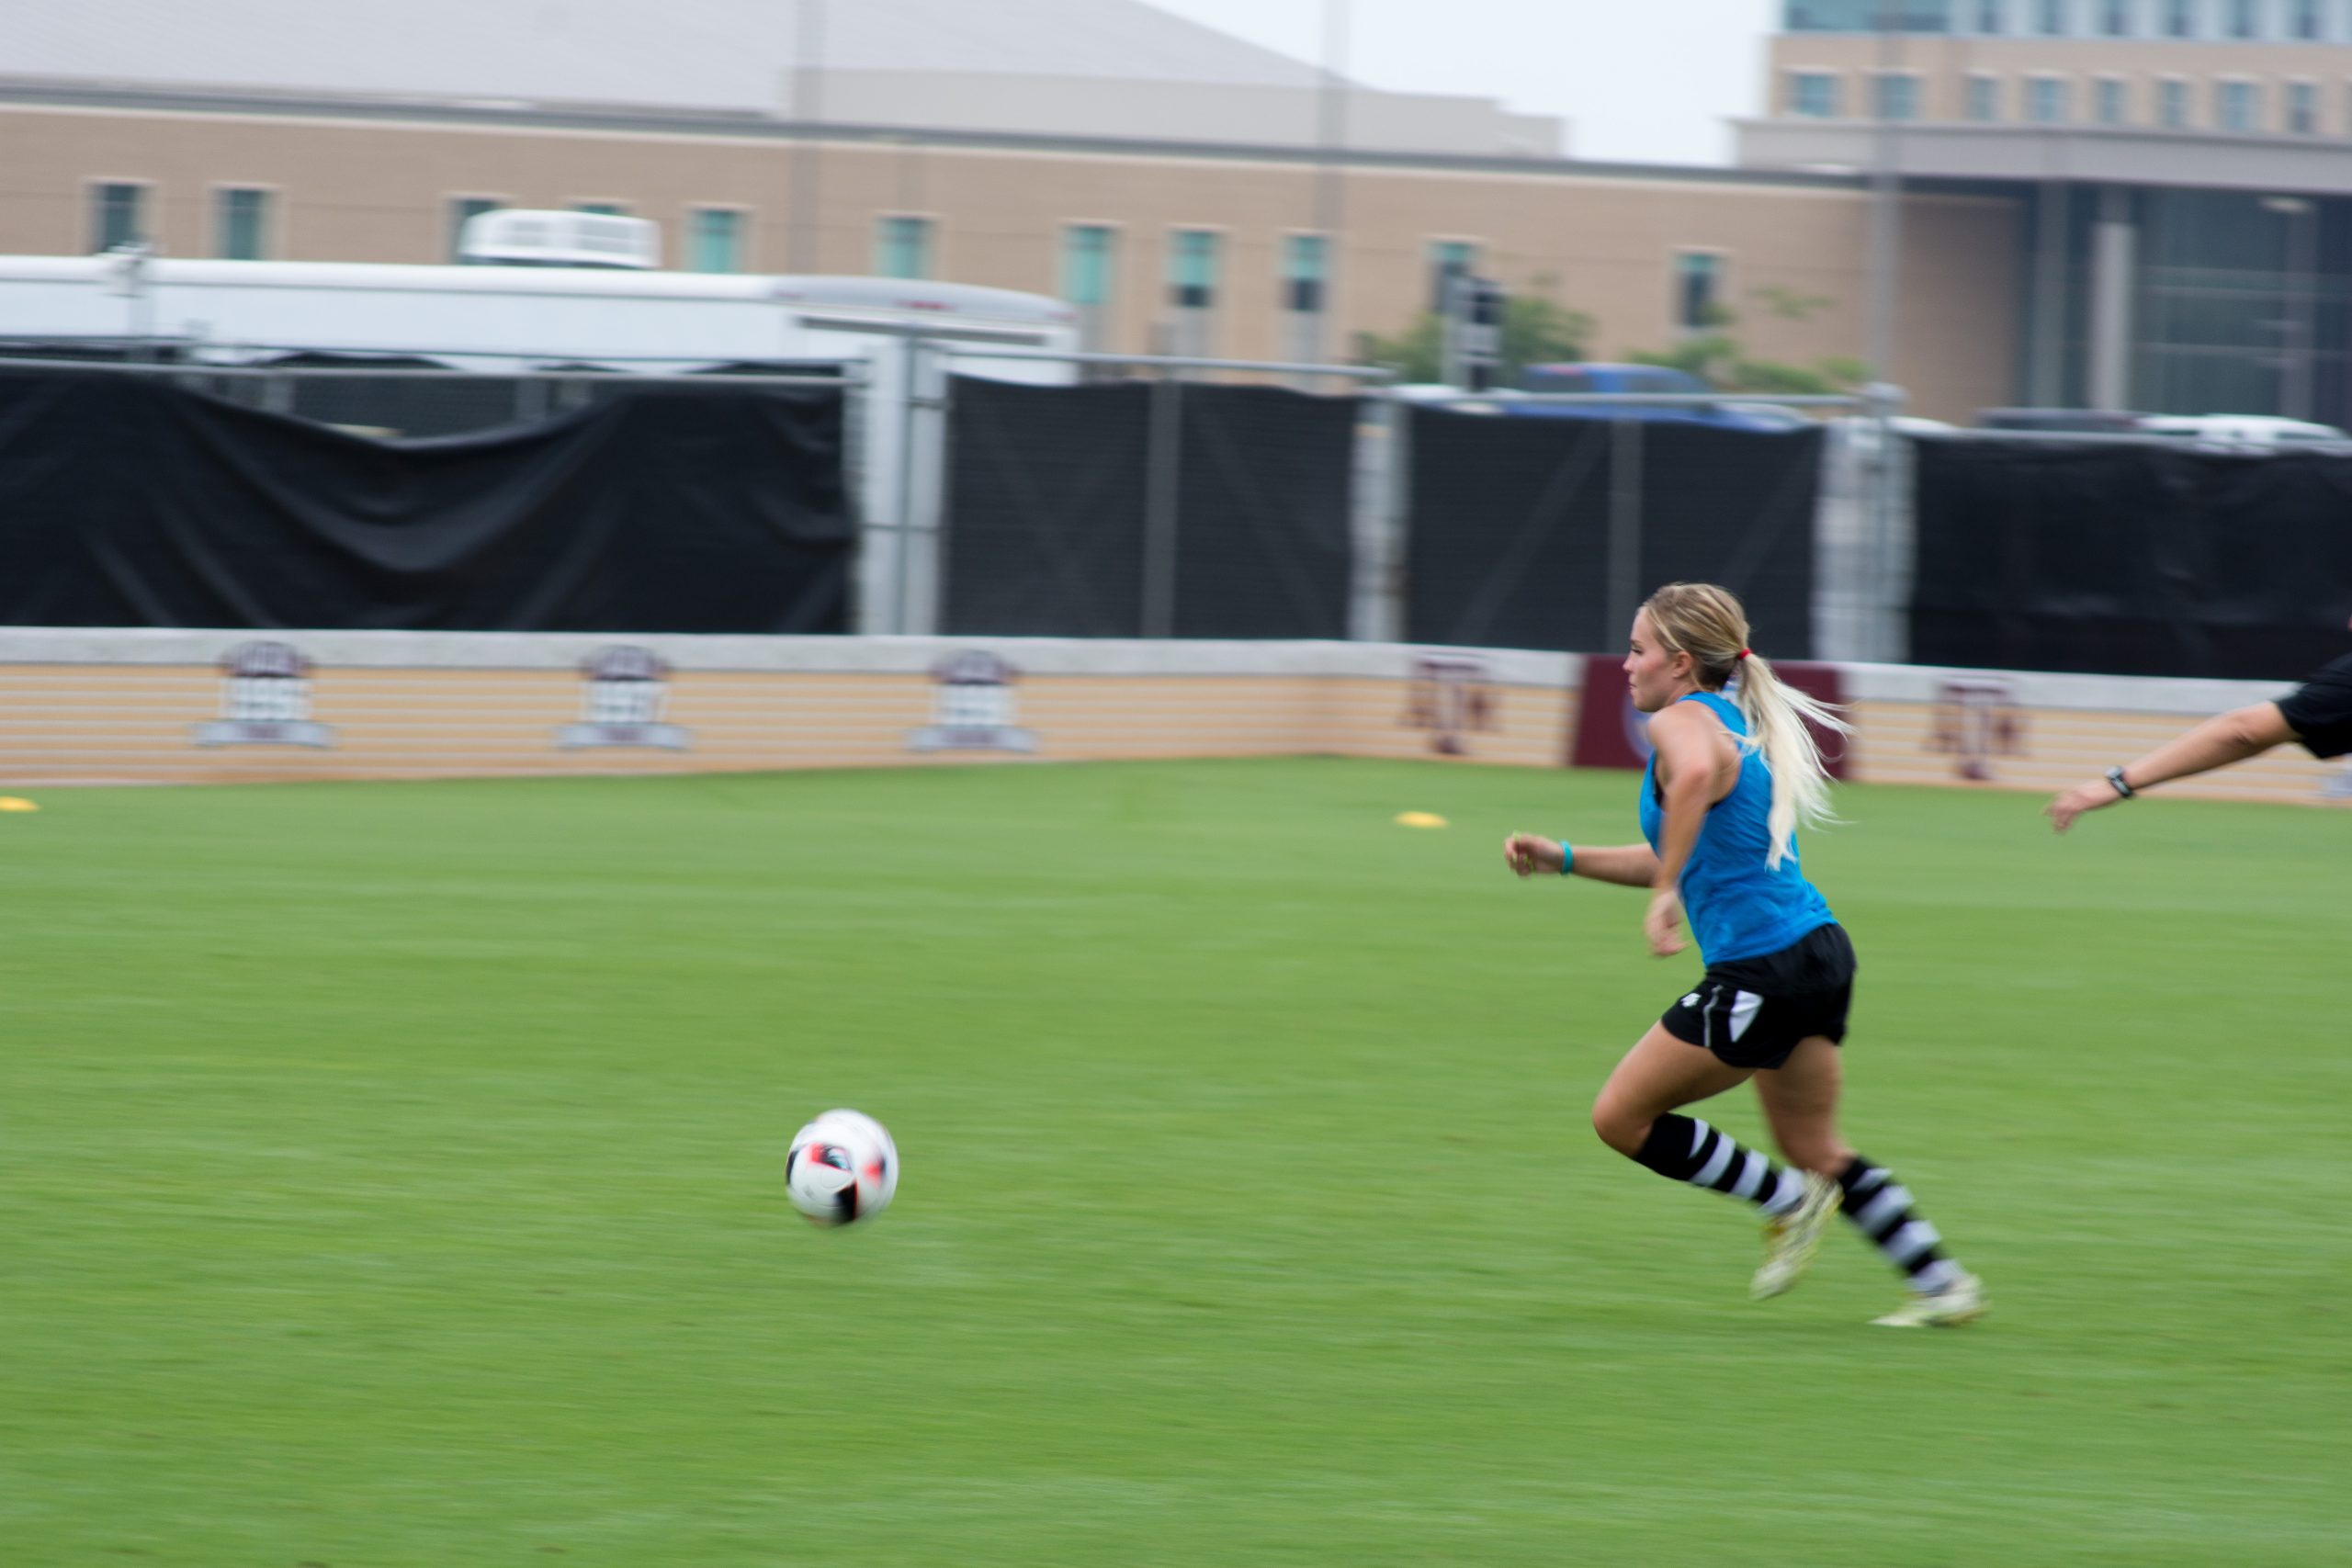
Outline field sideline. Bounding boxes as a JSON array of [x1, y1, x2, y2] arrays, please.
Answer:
[[1, 757, 2345, 1565]]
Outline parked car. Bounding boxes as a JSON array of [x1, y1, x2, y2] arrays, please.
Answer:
[[1494, 363, 1808, 431], [2136, 413, 2352, 449], [1974, 407, 2150, 434]]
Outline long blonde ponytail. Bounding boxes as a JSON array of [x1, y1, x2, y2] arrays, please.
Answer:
[[1640, 582, 1851, 867]]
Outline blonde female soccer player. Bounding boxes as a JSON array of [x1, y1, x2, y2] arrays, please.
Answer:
[[1504, 582, 1984, 1327]]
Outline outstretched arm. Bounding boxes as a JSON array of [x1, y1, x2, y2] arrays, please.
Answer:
[[1503, 832, 1659, 886], [2046, 702, 2297, 831]]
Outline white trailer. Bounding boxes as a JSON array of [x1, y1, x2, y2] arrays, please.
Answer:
[[0, 225, 1086, 635]]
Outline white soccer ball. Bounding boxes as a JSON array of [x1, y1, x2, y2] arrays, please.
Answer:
[[786, 1109, 899, 1227]]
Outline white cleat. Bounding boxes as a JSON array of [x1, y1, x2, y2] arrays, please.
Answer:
[[1751, 1172, 1840, 1301], [1871, 1270, 1989, 1328]]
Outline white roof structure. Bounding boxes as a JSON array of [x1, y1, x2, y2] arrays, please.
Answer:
[[3, 0, 1564, 155]]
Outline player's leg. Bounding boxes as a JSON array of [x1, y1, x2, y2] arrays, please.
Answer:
[[1756, 1037, 1984, 1326], [1593, 1022, 1822, 1227], [1746, 1034, 1851, 1298]]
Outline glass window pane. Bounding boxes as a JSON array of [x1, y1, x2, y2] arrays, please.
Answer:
[[691, 209, 743, 273], [1061, 224, 1114, 308], [2096, 77, 2127, 125], [1968, 74, 2003, 120], [448, 197, 500, 263], [218, 188, 269, 260], [1790, 71, 1842, 117], [876, 216, 931, 279], [1784, 1, 1952, 27], [1676, 253, 1722, 330], [1284, 234, 1328, 314], [1427, 240, 1477, 310], [1875, 74, 1920, 119], [1170, 230, 1220, 309], [93, 183, 145, 253]]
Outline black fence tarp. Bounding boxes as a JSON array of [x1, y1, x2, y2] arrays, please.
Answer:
[[943, 378, 1355, 638], [0, 371, 849, 631], [1405, 411, 1823, 655], [1911, 439, 2352, 678]]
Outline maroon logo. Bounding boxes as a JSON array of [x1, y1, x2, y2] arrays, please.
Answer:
[[195, 640, 334, 749], [1928, 680, 2025, 781], [1401, 656, 1497, 756], [910, 650, 1035, 753], [1568, 654, 1849, 774], [559, 645, 689, 750]]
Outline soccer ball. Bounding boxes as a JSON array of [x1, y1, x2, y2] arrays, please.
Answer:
[[786, 1109, 899, 1227]]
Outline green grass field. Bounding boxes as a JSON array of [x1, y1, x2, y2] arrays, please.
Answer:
[[2, 757, 2346, 1566]]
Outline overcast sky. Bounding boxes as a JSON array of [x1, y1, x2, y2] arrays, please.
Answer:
[[1147, 0, 1781, 165]]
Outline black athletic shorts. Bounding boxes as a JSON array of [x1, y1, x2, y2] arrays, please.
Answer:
[[1660, 922, 1857, 1071]]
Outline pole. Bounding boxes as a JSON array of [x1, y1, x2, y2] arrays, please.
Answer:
[[1310, 0, 1351, 372], [1862, 1, 1903, 389], [788, 0, 826, 274]]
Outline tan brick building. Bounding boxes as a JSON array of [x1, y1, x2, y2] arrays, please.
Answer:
[[2, 0, 2027, 421]]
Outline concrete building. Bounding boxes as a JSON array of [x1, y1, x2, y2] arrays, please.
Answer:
[[3, 0, 2022, 419], [1742, 0, 2352, 423]]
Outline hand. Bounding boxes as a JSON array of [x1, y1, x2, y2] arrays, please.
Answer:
[[1502, 831, 1563, 878], [2044, 780, 2116, 833], [1644, 889, 1687, 957]]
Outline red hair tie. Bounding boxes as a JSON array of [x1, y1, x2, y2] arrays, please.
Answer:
[[1736, 649, 1752, 661]]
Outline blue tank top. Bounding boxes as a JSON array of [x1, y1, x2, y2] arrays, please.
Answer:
[[1638, 691, 1835, 964]]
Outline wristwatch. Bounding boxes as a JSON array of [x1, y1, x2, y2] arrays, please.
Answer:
[[2105, 766, 2136, 800]]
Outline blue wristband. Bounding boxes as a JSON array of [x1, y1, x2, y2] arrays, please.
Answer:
[[1558, 840, 1575, 875]]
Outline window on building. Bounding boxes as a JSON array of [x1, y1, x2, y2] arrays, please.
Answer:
[[2096, 76, 2129, 124], [1967, 73, 2004, 120], [1170, 229, 1220, 310], [2028, 76, 2071, 123], [2218, 79, 2259, 131], [215, 187, 270, 260], [2157, 77, 2191, 127], [2036, 0, 2065, 34], [1061, 224, 1115, 308], [1874, 73, 1921, 120], [447, 197, 500, 262], [1789, 71, 1842, 118], [2293, 0, 2324, 39], [1782, 2, 1956, 28], [2099, 0, 2130, 34], [571, 202, 628, 216], [1283, 234, 1329, 314], [2289, 80, 2320, 132], [1428, 240, 1478, 310], [1976, 0, 2005, 31], [1675, 252, 1724, 333], [90, 182, 147, 254], [2163, 0, 2194, 36], [875, 215, 932, 279], [688, 207, 744, 273], [2226, 0, 2257, 37]]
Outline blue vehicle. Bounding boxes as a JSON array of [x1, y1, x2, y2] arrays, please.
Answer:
[[1496, 363, 1811, 431]]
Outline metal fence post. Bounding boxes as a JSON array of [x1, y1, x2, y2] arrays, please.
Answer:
[[1349, 391, 1405, 642]]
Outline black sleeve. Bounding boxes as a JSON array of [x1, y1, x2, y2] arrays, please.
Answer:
[[2276, 651, 2352, 760]]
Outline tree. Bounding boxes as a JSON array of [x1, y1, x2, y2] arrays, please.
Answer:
[[1627, 306, 1864, 396], [1356, 285, 1595, 386]]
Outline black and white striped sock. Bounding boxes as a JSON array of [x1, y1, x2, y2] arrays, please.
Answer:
[[1633, 1113, 1811, 1217], [1836, 1156, 1962, 1293]]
